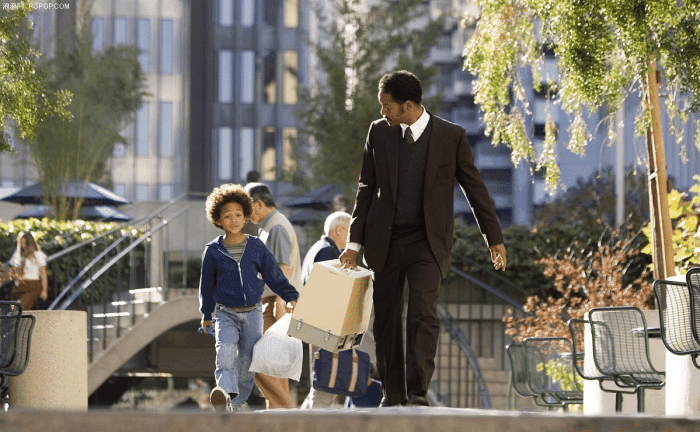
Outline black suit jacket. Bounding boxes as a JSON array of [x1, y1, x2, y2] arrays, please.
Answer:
[[349, 113, 503, 277]]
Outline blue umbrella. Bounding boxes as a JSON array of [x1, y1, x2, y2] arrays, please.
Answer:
[[0, 181, 129, 206], [14, 205, 132, 222]]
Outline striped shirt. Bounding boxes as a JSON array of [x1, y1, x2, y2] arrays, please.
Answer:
[[224, 237, 247, 262]]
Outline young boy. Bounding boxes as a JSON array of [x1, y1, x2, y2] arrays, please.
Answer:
[[199, 184, 299, 412]]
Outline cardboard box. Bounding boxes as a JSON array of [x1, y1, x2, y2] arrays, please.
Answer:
[[287, 259, 373, 351]]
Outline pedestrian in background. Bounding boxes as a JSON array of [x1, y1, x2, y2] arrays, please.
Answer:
[[10, 231, 48, 311], [300, 211, 351, 409], [244, 182, 303, 408]]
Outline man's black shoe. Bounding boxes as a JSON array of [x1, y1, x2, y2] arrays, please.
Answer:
[[379, 397, 406, 407], [407, 394, 429, 406]]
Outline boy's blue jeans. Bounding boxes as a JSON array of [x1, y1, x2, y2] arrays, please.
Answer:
[[214, 303, 263, 407]]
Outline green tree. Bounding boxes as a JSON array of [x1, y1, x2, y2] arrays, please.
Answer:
[[464, 0, 700, 279], [642, 175, 700, 273], [26, 4, 146, 220], [292, 0, 443, 194], [0, 1, 70, 153], [532, 167, 649, 230]]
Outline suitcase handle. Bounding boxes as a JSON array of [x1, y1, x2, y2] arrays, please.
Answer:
[[330, 263, 363, 274], [327, 349, 359, 392]]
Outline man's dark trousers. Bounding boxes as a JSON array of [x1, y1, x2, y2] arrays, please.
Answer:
[[372, 225, 442, 406]]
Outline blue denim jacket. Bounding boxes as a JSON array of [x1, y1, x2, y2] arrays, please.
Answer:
[[199, 235, 299, 321]]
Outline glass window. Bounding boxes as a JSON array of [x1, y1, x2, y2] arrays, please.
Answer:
[[264, 0, 277, 26], [283, 51, 297, 104], [218, 127, 233, 180], [29, 13, 41, 46], [136, 103, 150, 156], [113, 143, 127, 157], [159, 184, 173, 201], [241, 51, 255, 103], [159, 102, 173, 157], [533, 123, 548, 139], [43, 13, 50, 49], [114, 184, 126, 198], [219, 50, 233, 103], [92, 18, 104, 52], [263, 52, 277, 104], [160, 20, 173, 74], [284, 0, 298, 28], [480, 168, 513, 183], [136, 184, 150, 201], [262, 127, 276, 180], [137, 18, 150, 73], [220, 0, 233, 27], [242, 0, 255, 27], [282, 128, 296, 172], [239, 128, 255, 180], [114, 17, 128, 44]]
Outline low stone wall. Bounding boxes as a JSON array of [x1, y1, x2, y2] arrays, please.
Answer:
[[2, 408, 700, 432]]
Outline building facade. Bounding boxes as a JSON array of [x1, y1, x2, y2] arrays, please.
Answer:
[[188, 0, 310, 196], [0, 0, 189, 203]]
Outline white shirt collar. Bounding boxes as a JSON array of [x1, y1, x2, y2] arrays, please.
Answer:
[[400, 106, 430, 141]]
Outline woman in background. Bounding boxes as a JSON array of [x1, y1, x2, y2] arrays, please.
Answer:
[[10, 231, 48, 310]]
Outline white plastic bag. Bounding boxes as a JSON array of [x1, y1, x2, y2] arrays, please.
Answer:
[[249, 313, 303, 381]]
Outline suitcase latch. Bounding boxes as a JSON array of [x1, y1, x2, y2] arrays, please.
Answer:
[[325, 329, 331, 341], [296, 319, 303, 330]]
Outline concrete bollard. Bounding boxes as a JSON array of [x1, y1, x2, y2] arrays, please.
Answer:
[[665, 341, 700, 414], [8, 310, 88, 410]]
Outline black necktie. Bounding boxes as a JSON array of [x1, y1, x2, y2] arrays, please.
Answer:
[[404, 127, 414, 144]]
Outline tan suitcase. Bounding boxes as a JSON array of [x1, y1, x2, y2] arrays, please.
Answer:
[[287, 259, 373, 351]]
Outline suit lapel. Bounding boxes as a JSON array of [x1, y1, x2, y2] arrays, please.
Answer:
[[423, 115, 443, 197], [385, 125, 401, 201]]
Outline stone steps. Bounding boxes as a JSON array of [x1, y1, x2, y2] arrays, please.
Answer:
[[87, 287, 166, 360]]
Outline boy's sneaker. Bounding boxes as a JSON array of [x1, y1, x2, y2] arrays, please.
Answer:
[[210, 386, 230, 412], [229, 401, 249, 413]]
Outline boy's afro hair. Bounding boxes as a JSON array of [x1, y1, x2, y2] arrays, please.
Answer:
[[206, 183, 253, 229]]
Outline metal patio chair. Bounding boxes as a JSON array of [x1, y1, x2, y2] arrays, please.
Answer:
[[522, 337, 583, 410], [653, 277, 700, 368], [686, 267, 700, 357], [505, 343, 563, 409], [568, 318, 630, 411], [0, 301, 36, 412], [588, 306, 665, 413]]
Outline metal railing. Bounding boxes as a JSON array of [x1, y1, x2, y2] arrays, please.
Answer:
[[41, 193, 211, 361], [432, 265, 528, 408]]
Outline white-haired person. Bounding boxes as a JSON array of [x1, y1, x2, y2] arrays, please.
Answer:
[[301, 211, 351, 285], [299, 211, 351, 408]]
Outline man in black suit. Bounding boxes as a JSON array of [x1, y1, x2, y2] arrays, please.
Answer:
[[340, 70, 507, 407]]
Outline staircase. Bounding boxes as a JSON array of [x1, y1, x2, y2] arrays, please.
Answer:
[[86, 289, 202, 395], [87, 286, 166, 360], [429, 266, 536, 410]]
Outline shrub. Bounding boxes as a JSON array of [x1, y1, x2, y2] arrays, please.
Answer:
[[0, 218, 146, 307], [503, 227, 653, 341]]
